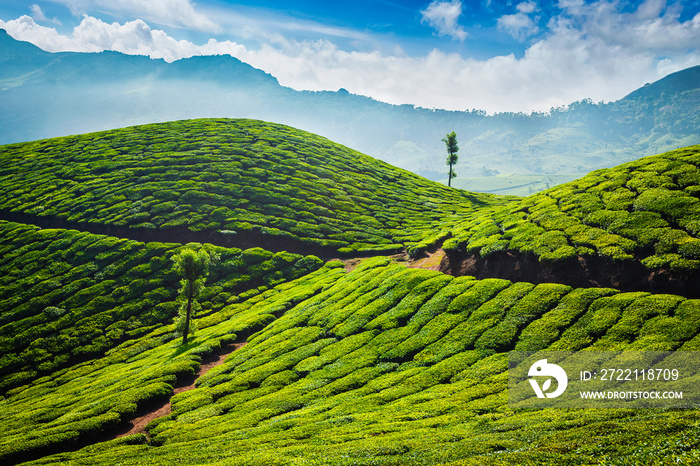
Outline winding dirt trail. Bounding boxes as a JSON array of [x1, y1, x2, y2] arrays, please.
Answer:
[[115, 342, 246, 439]]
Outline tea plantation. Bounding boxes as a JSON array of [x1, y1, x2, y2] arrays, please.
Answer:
[[445, 145, 700, 276], [2, 120, 700, 465], [5, 258, 700, 465], [0, 220, 322, 394], [0, 119, 507, 255]]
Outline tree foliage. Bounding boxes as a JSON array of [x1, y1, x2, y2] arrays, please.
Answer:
[[173, 245, 214, 344], [442, 131, 459, 187]]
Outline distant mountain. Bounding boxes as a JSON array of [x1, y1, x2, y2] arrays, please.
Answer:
[[1, 29, 699, 194], [622, 65, 700, 101], [0, 29, 279, 86]]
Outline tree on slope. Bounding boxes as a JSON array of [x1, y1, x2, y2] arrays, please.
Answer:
[[173, 244, 212, 345], [442, 131, 459, 187]]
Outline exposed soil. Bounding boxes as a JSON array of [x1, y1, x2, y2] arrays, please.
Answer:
[[408, 248, 446, 271], [336, 248, 445, 272], [112, 342, 246, 440], [440, 248, 700, 298], [335, 252, 406, 272]]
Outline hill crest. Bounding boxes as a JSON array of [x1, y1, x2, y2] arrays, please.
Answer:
[[0, 118, 507, 257], [1, 29, 698, 195]]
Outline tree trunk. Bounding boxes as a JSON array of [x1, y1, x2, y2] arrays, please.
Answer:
[[182, 281, 194, 345], [448, 161, 453, 187]]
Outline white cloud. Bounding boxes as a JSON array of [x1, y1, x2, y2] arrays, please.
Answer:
[[30, 4, 62, 25], [2, 0, 700, 114], [31, 4, 47, 22], [2, 16, 77, 51], [498, 2, 539, 40], [517, 1, 537, 14], [51, 0, 219, 32], [636, 0, 666, 20], [421, 0, 467, 41], [0, 15, 231, 60]]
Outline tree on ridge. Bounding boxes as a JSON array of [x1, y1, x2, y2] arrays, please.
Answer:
[[443, 131, 459, 187]]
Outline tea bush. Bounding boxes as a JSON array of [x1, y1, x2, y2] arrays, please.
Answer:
[[3, 254, 700, 465], [446, 146, 700, 272], [0, 221, 322, 393], [0, 119, 508, 255]]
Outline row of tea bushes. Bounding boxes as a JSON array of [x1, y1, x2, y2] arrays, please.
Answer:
[[0, 220, 322, 393], [445, 145, 700, 271], [0, 118, 508, 254], [18, 257, 700, 465], [0, 262, 345, 464]]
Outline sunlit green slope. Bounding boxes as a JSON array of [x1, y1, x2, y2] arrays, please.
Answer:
[[0, 220, 322, 394], [0, 118, 509, 255], [5, 257, 700, 465], [4, 129, 700, 465], [445, 145, 700, 272]]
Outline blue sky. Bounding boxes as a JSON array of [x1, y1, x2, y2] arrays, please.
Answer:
[[1, 0, 700, 112]]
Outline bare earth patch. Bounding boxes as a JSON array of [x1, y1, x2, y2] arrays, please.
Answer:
[[336, 249, 446, 273], [407, 249, 446, 271], [116, 342, 246, 439]]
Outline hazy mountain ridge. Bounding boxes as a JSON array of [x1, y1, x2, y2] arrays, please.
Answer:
[[1, 29, 698, 194]]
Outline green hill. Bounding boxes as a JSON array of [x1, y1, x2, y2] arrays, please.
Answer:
[[2, 30, 699, 196], [3, 257, 700, 465], [0, 118, 507, 256], [443, 145, 700, 296], [2, 121, 700, 465], [0, 220, 322, 394]]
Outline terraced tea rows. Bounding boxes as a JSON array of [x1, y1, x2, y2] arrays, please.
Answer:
[[0, 220, 322, 393], [8, 257, 700, 465], [0, 119, 507, 255], [3, 118, 700, 465], [0, 262, 344, 464], [443, 145, 700, 295]]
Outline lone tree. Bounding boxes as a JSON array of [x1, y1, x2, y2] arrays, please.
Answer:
[[173, 244, 212, 345], [442, 131, 459, 187]]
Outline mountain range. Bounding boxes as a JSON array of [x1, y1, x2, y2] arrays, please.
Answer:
[[1, 29, 699, 195]]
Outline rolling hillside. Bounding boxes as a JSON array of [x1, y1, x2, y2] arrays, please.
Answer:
[[3, 258, 700, 465], [0, 221, 322, 394], [1, 30, 699, 194], [1, 121, 700, 465], [443, 145, 700, 297], [0, 118, 506, 256]]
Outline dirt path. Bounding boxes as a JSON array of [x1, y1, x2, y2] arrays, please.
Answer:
[[337, 249, 446, 273], [115, 342, 246, 439], [407, 249, 445, 271]]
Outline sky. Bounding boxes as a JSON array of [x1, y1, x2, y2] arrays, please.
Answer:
[[1, 0, 699, 113]]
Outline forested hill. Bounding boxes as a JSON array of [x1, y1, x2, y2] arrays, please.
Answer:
[[622, 65, 700, 101], [1, 29, 698, 194]]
